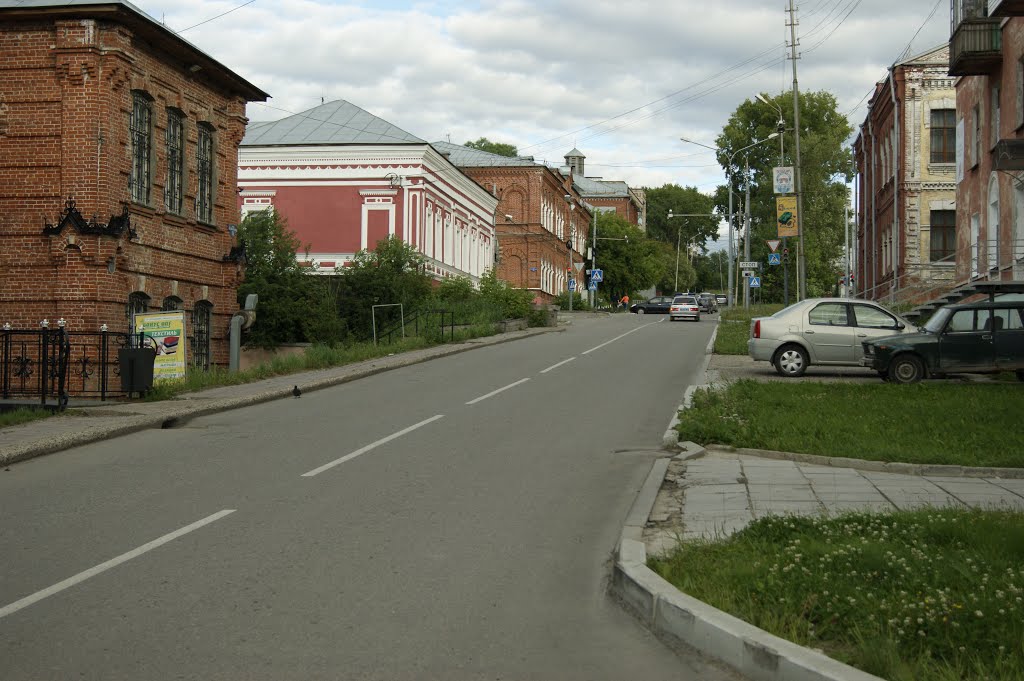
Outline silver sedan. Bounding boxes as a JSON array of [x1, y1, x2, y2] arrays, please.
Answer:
[[747, 298, 916, 377]]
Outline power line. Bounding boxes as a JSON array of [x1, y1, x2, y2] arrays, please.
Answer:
[[176, 0, 257, 33]]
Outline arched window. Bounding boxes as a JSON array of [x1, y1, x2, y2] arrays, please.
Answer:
[[165, 108, 185, 214], [127, 291, 150, 320], [129, 91, 153, 205], [191, 301, 212, 371], [162, 296, 183, 311], [988, 174, 1000, 273]]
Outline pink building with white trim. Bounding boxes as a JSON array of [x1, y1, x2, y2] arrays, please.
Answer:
[[238, 101, 498, 282]]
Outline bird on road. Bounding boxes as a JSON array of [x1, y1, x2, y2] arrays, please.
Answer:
[[292, 385, 302, 398]]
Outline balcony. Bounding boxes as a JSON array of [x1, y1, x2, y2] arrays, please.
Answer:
[[988, 0, 1024, 16], [949, 19, 1003, 75]]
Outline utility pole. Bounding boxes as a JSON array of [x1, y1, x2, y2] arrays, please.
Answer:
[[589, 207, 597, 308], [844, 200, 850, 298], [744, 157, 752, 309], [787, 0, 806, 300]]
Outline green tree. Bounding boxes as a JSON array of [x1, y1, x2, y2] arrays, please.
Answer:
[[592, 211, 663, 302], [712, 90, 853, 301], [331, 236, 434, 341], [464, 137, 518, 157], [644, 184, 718, 248], [236, 210, 344, 348]]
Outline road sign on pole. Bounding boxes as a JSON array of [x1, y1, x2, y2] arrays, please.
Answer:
[[568, 279, 577, 291], [591, 269, 603, 282], [588, 280, 598, 291], [768, 253, 781, 265], [749, 276, 761, 288], [739, 261, 760, 270], [742, 270, 756, 278], [766, 239, 782, 253]]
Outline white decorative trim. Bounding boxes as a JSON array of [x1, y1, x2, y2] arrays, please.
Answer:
[[359, 189, 398, 197]]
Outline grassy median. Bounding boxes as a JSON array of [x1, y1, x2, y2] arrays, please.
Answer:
[[677, 379, 1024, 468], [715, 304, 783, 355], [650, 508, 1024, 681]]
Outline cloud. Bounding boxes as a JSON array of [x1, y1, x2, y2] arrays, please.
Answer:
[[135, 0, 949, 192]]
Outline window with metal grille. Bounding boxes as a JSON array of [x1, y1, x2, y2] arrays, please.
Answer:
[[130, 92, 152, 204], [165, 109, 184, 214], [126, 292, 150, 333], [162, 296, 183, 311], [930, 210, 956, 261], [197, 123, 214, 224], [929, 109, 956, 163], [191, 301, 212, 371]]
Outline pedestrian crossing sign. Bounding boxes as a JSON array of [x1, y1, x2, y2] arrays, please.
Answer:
[[749, 276, 761, 288]]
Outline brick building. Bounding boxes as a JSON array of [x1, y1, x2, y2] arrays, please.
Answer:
[[0, 0, 267, 370], [948, 0, 1024, 283], [432, 142, 589, 301], [561, 148, 647, 229], [853, 45, 958, 304], [238, 101, 498, 285]]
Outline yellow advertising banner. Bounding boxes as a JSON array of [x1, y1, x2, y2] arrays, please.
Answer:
[[133, 311, 187, 381], [776, 196, 799, 238]]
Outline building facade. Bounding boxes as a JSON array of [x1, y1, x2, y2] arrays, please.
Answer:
[[0, 0, 267, 371], [949, 0, 1024, 284], [432, 142, 589, 302], [238, 102, 498, 284], [853, 45, 958, 304], [562, 149, 647, 229]]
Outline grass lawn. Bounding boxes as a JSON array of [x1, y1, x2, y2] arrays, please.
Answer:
[[678, 379, 1024, 468], [649, 508, 1024, 681], [0, 407, 53, 429], [715, 304, 783, 355]]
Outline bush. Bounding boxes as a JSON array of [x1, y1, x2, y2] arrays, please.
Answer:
[[553, 291, 591, 311]]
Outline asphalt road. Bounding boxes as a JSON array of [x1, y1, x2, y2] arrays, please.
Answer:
[[0, 313, 739, 681]]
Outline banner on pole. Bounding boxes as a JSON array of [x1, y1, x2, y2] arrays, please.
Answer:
[[776, 196, 799, 238], [773, 167, 795, 195]]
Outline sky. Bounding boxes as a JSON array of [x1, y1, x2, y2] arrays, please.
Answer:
[[126, 0, 948, 218]]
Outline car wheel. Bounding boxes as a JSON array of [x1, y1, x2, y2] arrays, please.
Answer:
[[889, 355, 925, 384], [773, 344, 808, 377], [636, 308, 645, 315]]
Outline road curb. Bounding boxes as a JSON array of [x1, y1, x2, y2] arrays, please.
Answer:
[[0, 327, 563, 466], [704, 444, 1024, 479], [661, 322, 718, 451], [612, 458, 886, 681]]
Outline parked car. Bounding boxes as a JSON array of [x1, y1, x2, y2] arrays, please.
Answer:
[[861, 299, 1024, 383], [630, 295, 675, 314], [670, 294, 701, 322], [715, 294, 728, 306], [748, 298, 915, 377], [697, 293, 718, 314]]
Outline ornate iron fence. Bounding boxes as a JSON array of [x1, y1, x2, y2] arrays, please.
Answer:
[[1, 324, 138, 408]]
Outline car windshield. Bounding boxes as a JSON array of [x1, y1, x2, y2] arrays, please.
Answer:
[[924, 307, 952, 333], [673, 296, 696, 304]]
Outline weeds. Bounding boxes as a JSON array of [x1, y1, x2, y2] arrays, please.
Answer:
[[650, 508, 1024, 681]]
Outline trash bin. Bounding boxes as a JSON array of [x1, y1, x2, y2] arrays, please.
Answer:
[[118, 347, 156, 395]]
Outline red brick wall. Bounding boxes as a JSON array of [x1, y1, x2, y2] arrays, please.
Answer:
[[955, 18, 1024, 284], [0, 11, 259, 370], [459, 166, 587, 301]]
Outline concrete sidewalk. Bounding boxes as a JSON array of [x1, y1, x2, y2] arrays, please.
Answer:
[[0, 326, 560, 466]]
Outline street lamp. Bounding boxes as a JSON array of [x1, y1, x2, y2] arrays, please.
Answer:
[[679, 133, 778, 307], [755, 92, 793, 305]]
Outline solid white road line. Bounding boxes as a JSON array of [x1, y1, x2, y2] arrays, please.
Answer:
[[301, 414, 446, 477], [0, 509, 236, 620], [581, 322, 658, 355], [465, 378, 530, 405], [539, 357, 576, 374]]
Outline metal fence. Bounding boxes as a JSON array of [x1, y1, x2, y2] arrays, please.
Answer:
[[1, 324, 138, 408]]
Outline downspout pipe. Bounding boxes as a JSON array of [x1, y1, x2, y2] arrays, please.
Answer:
[[888, 67, 901, 301], [868, 118, 877, 299]]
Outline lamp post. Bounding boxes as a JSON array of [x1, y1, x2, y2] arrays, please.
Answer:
[[679, 133, 778, 307], [755, 92, 792, 305]]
